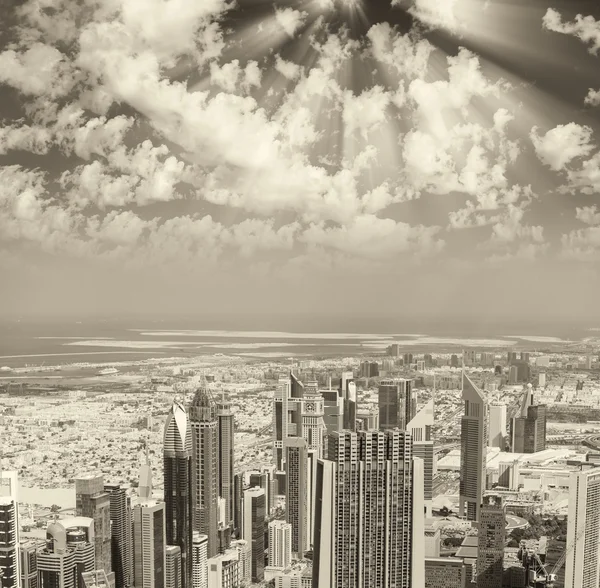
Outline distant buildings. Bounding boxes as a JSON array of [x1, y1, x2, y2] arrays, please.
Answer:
[[163, 401, 194, 585], [564, 467, 600, 588], [459, 374, 488, 522], [312, 430, 424, 587], [407, 400, 435, 516]]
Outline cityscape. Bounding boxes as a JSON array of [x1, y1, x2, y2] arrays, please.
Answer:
[[2, 0, 600, 586], [3, 340, 600, 588]]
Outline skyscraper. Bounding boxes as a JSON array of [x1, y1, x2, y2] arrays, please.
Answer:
[[511, 385, 546, 453], [189, 388, 219, 560], [407, 399, 435, 516], [242, 487, 265, 583], [133, 501, 165, 588], [20, 540, 41, 588], [312, 430, 424, 588], [267, 521, 292, 570], [37, 522, 77, 588], [233, 474, 243, 539], [164, 546, 181, 588], [378, 379, 416, 431], [285, 438, 308, 558], [476, 495, 505, 588], [191, 533, 207, 588], [459, 374, 488, 522], [75, 475, 112, 579], [216, 394, 235, 529], [564, 467, 600, 588], [0, 470, 19, 588], [488, 404, 507, 449], [163, 400, 193, 587], [104, 485, 133, 588]]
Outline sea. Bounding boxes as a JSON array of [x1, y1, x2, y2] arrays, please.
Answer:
[[0, 315, 595, 369]]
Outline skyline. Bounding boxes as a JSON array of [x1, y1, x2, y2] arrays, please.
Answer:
[[2, 0, 600, 320]]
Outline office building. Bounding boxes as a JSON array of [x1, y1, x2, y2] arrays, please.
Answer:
[[20, 540, 41, 588], [476, 495, 505, 588], [163, 400, 194, 585], [424, 557, 467, 588], [248, 471, 272, 517], [0, 470, 19, 588], [565, 467, 600, 588], [242, 487, 265, 583], [133, 498, 165, 588], [321, 387, 343, 448], [268, 521, 292, 570], [37, 522, 78, 588], [355, 409, 378, 432], [104, 485, 133, 588], [206, 549, 239, 587], [488, 404, 507, 449], [512, 385, 547, 454], [538, 372, 546, 387], [75, 475, 112, 578], [407, 399, 435, 516], [508, 365, 518, 385], [498, 461, 520, 491], [378, 379, 416, 431], [233, 474, 243, 539], [230, 540, 250, 585], [459, 374, 488, 522], [189, 388, 219, 560], [463, 350, 476, 366], [285, 438, 308, 558], [191, 533, 207, 588], [312, 430, 425, 588], [164, 546, 181, 588], [273, 375, 326, 470], [217, 394, 235, 529]]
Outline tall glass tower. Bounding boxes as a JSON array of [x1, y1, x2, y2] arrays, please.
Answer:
[[163, 401, 193, 588]]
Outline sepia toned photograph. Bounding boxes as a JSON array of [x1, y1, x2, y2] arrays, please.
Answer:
[[1, 0, 600, 587]]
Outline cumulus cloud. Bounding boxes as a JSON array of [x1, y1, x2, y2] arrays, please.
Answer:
[[543, 8, 600, 54], [397, 0, 459, 32], [274, 8, 307, 38], [576, 206, 600, 225], [531, 123, 595, 171], [585, 89, 600, 106]]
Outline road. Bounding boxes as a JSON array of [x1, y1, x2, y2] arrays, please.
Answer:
[[505, 514, 529, 531]]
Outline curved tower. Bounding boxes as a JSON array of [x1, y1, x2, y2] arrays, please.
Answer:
[[189, 386, 219, 559], [163, 400, 193, 588]]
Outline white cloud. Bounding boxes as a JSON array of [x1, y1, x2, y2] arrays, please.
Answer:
[[585, 88, 600, 106], [576, 206, 600, 225], [0, 43, 76, 98], [274, 56, 301, 80], [274, 8, 307, 38], [342, 86, 391, 139], [543, 8, 600, 54], [398, 0, 459, 32], [531, 123, 595, 171]]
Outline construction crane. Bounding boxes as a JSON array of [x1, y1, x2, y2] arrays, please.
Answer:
[[523, 525, 586, 587]]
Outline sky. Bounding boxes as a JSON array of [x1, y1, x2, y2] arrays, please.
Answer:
[[1, 0, 600, 324]]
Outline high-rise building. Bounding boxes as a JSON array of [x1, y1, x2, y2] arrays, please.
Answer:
[[216, 394, 235, 529], [191, 533, 207, 588], [242, 488, 265, 583], [312, 430, 424, 588], [233, 474, 244, 539], [268, 521, 292, 570], [230, 540, 250, 586], [37, 522, 78, 588], [20, 540, 41, 588], [564, 467, 600, 588], [511, 384, 546, 453], [62, 521, 95, 588], [498, 461, 520, 491], [488, 404, 507, 449], [407, 399, 435, 516], [459, 374, 488, 522], [379, 379, 416, 431], [133, 499, 165, 588], [0, 470, 19, 588], [164, 546, 181, 588], [285, 438, 308, 558], [206, 549, 239, 587], [476, 495, 505, 588], [104, 485, 133, 588], [75, 475, 112, 579], [450, 354, 459, 368], [163, 401, 193, 586], [189, 389, 219, 561]]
